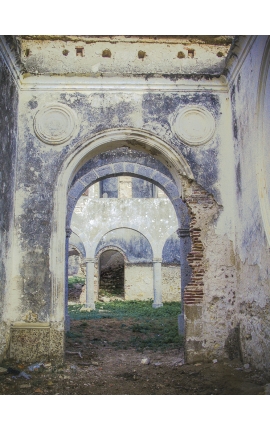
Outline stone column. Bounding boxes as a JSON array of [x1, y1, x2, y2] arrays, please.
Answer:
[[152, 258, 163, 309], [177, 228, 192, 335], [65, 227, 72, 332], [84, 257, 96, 310]]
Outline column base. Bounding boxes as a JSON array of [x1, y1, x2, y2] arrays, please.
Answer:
[[152, 303, 163, 309], [83, 303, 95, 311]]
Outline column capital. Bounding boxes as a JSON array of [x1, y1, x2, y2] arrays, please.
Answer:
[[66, 227, 73, 238], [84, 257, 96, 264], [152, 258, 162, 263], [177, 228, 190, 238]]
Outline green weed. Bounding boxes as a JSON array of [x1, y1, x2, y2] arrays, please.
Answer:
[[68, 276, 85, 287], [68, 300, 183, 351]]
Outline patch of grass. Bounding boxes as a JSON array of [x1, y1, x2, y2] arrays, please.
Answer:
[[68, 276, 85, 287], [68, 300, 181, 320], [68, 300, 182, 351]]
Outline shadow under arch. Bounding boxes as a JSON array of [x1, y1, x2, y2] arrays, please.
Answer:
[[162, 230, 181, 264]]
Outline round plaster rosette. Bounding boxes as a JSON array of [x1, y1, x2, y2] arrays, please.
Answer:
[[34, 103, 77, 145], [173, 106, 215, 146]]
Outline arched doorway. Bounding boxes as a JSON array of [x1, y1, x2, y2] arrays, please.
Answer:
[[51, 128, 210, 364], [99, 249, 125, 299]]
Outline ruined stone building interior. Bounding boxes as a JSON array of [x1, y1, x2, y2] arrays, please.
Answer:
[[1, 33, 270, 390]]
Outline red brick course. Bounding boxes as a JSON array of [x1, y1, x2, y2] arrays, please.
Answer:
[[182, 181, 216, 304]]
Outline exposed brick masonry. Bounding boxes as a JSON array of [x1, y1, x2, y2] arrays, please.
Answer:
[[183, 181, 216, 305]]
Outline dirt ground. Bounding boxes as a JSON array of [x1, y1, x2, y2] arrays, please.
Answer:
[[1, 316, 270, 395]]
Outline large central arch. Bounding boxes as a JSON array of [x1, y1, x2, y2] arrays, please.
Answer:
[[50, 127, 210, 363], [50, 128, 193, 318]]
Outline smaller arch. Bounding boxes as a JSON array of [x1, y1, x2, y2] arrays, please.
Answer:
[[83, 226, 154, 259], [94, 227, 154, 263], [68, 244, 82, 258], [95, 245, 128, 262], [68, 244, 86, 278], [69, 230, 86, 258], [97, 247, 126, 299]]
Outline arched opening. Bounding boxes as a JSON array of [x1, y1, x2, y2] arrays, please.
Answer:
[[67, 245, 86, 305], [67, 152, 189, 312], [51, 128, 197, 364], [68, 245, 85, 278], [99, 249, 125, 299]]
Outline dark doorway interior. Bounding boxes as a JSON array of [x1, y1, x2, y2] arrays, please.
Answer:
[[99, 250, 125, 298]]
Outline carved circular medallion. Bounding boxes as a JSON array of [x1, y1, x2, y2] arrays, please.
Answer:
[[34, 103, 77, 145], [173, 106, 215, 146]]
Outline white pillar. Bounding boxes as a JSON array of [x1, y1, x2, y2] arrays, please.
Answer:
[[152, 258, 163, 309], [85, 257, 96, 310], [65, 227, 72, 331]]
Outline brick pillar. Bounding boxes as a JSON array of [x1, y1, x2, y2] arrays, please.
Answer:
[[152, 258, 163, 308], [177, 228, 192, 335]]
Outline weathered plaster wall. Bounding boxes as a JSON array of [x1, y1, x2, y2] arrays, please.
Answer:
[[161, 265, 181, 302], [12, 81, 235, 364], [3, 36, 270, 369], [125, 264, 153, 301], [227, 36, 270, 369], [181, 178, 237, 362], [2, 36, 240, 364], [0, 47, 18, 360], [72, 196, 181, 301], [72, 198, 178, 259], [124, 264, 180, 302], [20, 36, 230, 77]]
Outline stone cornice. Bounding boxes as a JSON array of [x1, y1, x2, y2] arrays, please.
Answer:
[[1, 35, 232, 93], [20, 35, 234, 45], [1, 37, 229, 93]]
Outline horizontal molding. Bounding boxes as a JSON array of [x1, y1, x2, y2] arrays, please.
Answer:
[[20, 75, 228, 93], [11, 322, 50, 328]]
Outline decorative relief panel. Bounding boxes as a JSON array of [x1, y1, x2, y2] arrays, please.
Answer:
[[34, 103, 77, 145], [173, 106, 215, 146]]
